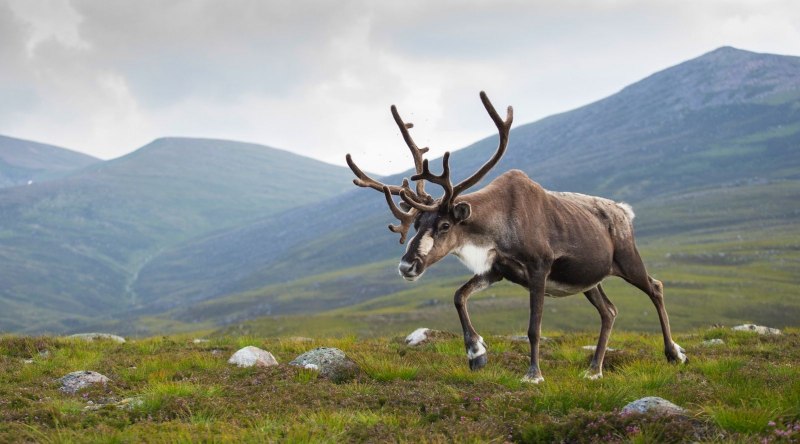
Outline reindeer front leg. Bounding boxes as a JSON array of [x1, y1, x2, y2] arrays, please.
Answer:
[[454, 271, 502, 370], [523, 263, 550, 384]]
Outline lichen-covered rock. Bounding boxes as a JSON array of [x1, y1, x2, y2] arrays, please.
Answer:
[[702, 338, 725, 346], [289, 347, 360, 382], [59, 371, 109, 394], [68, 333, 126, 343], [227, 346, 278, 368], [621, 396, 686, 416], [732, 324, 781, 335]]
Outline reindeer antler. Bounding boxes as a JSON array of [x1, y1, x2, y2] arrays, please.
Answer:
[[346, 91, 513, 242], [398, 92, 512, 212], [452, 91, 513, 199], [346, 104, 434, 243]]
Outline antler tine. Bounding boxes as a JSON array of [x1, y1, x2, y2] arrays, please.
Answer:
[[346, 153, 407, 195], [411, 152, 455, 210], [391, 105, 432, 201], [452, 91, 513, 198], [400, 190, 439, 212], [382, 186, 416, 244]]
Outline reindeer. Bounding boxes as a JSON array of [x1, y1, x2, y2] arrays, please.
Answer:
[[346, 92, 686, 383]]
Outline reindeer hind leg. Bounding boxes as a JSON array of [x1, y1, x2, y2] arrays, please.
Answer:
[[614, 245, 687, 364]]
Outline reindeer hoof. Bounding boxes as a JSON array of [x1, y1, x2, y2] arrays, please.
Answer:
[[521, 373, 544, 384], [667, 341, 688, 364], [582, 369, 603, 380], [468, 353, 488, 371]]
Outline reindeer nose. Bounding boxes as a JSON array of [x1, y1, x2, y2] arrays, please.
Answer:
[[398, 260, 421, 279]]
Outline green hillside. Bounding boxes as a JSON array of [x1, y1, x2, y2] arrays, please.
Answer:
[[131, 47, 800, 331], [130, 178, 797, 338], [0, 135, 99, 187], [0, 137, 353, 334]]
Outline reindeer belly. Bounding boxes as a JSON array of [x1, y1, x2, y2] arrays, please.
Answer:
[[544, 279, 597, 297], [544, 254, 611, 297]]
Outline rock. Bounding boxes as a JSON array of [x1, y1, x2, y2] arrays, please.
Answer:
[[192, 338, 210, 344], [59, 371, 110, 394], [404, 328, 456, 346], [68, 333, 126, 343], [84, 396, 143, 411], [289, 347, 361, 382], [508, 335, 550, 343], [582, 345, 618, 352], [702, 338, 725, 346], [732, 324, 781, 335], [405, 328, 431, 346], [621, 396, 687, 416], [227, 346, 279, 368]]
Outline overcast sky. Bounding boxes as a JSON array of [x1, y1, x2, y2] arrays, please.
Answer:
[[2, 0, 799, 175]]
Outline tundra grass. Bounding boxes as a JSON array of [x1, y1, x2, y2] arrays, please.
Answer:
[[1, 329, 799, 442]]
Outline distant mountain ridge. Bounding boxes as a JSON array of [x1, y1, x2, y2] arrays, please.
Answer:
[[129, 46, 800, 327], [0, 137, 354, 333], [0, 135, 99, 187]]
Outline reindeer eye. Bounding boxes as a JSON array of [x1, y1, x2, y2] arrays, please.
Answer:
[[439, 222, 451, 232]]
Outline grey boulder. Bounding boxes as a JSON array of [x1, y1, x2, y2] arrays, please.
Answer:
[[59, 371, 109, 394], [68, 333, 126, 343], [289, 347, 360, 382], [621, 396, 686, 416], [228, 346, 279, 368]]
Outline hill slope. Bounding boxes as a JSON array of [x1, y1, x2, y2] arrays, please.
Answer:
[[0, 137, 353, 333], [0, 135, 99, 187], [133, 46, 800, 325]]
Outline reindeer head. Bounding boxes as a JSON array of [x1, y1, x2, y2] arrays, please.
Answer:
[[346, 91, 512, 281]]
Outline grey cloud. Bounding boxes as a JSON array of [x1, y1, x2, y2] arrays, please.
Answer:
[[1, 0, 798, 173]]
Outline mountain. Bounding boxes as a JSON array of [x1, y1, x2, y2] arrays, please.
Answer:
[[0, 137, 353, 333], [131, 47, 800, 329], [0, 135, 99, 187]]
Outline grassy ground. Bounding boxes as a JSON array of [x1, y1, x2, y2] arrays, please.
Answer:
[[2, 328, 798, 443]]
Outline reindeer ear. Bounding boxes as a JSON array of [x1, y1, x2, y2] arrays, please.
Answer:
[[398, 201, 412, 212], [453, 202, 471, 222]]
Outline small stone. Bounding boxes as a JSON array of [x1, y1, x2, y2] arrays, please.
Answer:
[[508, 335, 549, 343], [621, 396, 686, 416], [405, 328, 431, 346], [192, 339, 210, 344], [227, 346, 279, 368], [59, 371, 110, 394], [68, 333, 126, 343], [289, 347, 361, 382], [116, 396, 144, 410], [23, 359, 34, 364], [582, 345, 617, 352], [732, 324, 781, 335], [702, 338, 725, 346]]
